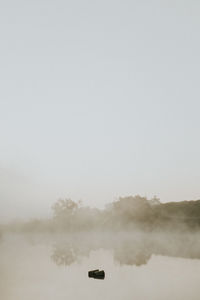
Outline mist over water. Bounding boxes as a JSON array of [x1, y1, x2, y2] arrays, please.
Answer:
[[1, 230, 200, 300], [1, 0, 200, 298], [1, 196, 200, 300]]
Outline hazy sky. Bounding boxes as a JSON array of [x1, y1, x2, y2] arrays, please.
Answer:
[[0, 0, 200, 220]]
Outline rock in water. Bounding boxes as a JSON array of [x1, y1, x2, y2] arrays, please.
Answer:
[[88, 269, 105, 280], [88, 269, 99, 277]]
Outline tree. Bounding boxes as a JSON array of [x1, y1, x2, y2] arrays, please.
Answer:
[[52, 199, 79, 230]]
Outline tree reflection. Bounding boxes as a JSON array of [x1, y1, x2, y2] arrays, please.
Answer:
[[113, 244, 151, 266], [51, 241, 91, 266], [51, 243, 77, 266], [51, 232, 200, 267]]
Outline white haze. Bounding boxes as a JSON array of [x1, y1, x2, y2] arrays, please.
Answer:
[[1, 230, 200, 300], [0, 0, 200, 220]]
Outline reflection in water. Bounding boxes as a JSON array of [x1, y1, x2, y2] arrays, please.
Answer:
[[51, 232, 200, 267], [51, 241, 90, 266], [1, 232, 200, 300], [51, 243, 77, 266], [114, 242, 151, 266]]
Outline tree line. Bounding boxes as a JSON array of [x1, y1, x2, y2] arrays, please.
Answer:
[[2, 195, 200, 234]]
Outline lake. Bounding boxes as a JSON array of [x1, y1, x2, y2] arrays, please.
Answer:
[[1, 231, 200, 300]]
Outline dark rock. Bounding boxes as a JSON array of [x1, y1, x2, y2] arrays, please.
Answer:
[[88, 269, 99, 277], [88, 269, 105, 280]]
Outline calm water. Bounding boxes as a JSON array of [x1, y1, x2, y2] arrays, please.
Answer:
[[1, 232, 200, 300]]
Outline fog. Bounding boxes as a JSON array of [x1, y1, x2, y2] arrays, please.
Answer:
[[2, 230, 200, 268], [1, 0, 200, 298], [1, 196, 200, 299], [1, 195, 200, 232], [50, 231, 200, 267], [1, 229, 200, 300], [1, 0, 200, 221]]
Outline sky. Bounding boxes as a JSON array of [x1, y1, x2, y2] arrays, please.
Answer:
[[0, 0, 200, 220]]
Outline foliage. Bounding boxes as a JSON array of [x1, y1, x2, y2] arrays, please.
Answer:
[[2, 196, 200, 233]]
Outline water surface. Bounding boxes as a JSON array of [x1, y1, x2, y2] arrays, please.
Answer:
[[1, 232, 200, 300]]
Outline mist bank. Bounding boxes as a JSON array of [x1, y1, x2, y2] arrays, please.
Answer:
[[1, 195, 200, 234], [2, 230, 200, 268], [50, 231, 200, 267]]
